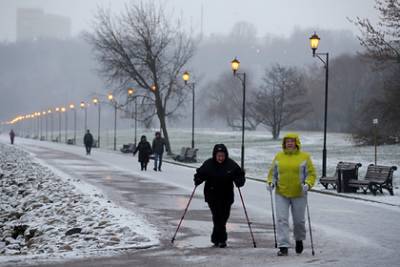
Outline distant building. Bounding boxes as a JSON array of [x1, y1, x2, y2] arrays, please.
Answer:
[[16, 8, 71, 41]]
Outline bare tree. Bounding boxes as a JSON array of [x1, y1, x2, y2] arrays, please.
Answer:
[[85, 1, 195, 153], [350, 0, 400, 63], [254, 64, 310, 139], [350, 0, 400, 144], [205, 71, 260, 130]]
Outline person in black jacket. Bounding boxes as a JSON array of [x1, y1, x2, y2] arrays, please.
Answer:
[[133, 135, 152, 171], [152, 131, 168, 171], [83, 129, 94, 155], [194, 144, 245, 248], [9, 129, 15, 145]]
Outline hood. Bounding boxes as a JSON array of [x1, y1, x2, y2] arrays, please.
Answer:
[[212, 144, 229, 160], [140, 135, 147, 142], [282, 133, 301, 153]]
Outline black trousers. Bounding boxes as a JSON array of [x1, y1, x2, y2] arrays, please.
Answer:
[[140, 161, 148, 170], [208, 201, 232, 244], [85, 145, 92, 155]]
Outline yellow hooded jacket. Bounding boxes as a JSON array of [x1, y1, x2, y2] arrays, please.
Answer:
[[267, 133, 316, 198]]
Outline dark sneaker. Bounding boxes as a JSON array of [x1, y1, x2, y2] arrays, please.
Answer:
[[277, 247, 288, 256], [295, 240, 303, 254], [153, 168, 157, 171], [158, 168, 162, 172], [218, 242, 227, 248]]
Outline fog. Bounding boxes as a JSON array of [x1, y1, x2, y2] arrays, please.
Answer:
[[0, 0, 381, 131]]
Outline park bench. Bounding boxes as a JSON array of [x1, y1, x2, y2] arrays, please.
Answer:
[[67, 139, 75, 145], [319, 161, 362, 190], [174, 147, 190, 161], [120, 143, 135, 153], [185, 148, 198, 163], [173, 147, 198, 163], [347, 164, 397, 195]]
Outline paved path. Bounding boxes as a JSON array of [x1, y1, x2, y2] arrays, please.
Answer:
[[2, 137, 400, 267]]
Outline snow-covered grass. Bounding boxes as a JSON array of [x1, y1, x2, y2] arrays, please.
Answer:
[[88, 128, 399, 184], [0, 143, 159, 264], [12, 128, 400, 205], [24, 127, 398, 177]]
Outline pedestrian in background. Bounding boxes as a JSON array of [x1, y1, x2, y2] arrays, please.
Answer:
[[152, 131, 168, 171], [194, 144, 245, 248], [83, 129, 94, 155], [133, 135, 152, 171], [267, 133, 316, 256], [9, 129, 15, 145]]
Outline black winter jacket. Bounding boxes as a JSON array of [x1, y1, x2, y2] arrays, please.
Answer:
[[83, 133, 94, 147], [194, 157, 245, 204], [133, 141, 152, 163]]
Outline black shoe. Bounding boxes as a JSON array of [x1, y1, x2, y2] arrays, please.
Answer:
[[153, 168, 157, 171], [158, 168, 161, 172], [277, 247, 288, 256], [218, 242, 227, 248], [295, 240, 303, 254]]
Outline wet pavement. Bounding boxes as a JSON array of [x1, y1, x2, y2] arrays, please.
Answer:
[[3, 143, 275, 267], [2, 138, 400, 267]]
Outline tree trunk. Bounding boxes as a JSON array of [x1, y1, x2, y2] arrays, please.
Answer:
[[155, 94, 173, 154]]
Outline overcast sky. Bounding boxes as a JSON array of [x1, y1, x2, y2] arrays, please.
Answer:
[[0, 0, 379, 42]]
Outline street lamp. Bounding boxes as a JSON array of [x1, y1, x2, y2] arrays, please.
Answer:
[[93, 97, 101, 148], [373, 118, 378, 165], [70, 104, 77, 144], [36, 112, 42, 140], [231, 57, 246, 170], [42, 111, 48, 141], [108, 93, 117, 151], [80, 101, 87, 132], [182, 71, 196, 149], [48, 109, 53, 141], [309, 32, 329, 177], [127, 88, 138, 147], [55, 107, 61, 142], [61, 107, 67, 143]]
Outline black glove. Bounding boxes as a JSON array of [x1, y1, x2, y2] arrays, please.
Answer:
[[194, 176, 203, 186], [234, 178, 245, 188]]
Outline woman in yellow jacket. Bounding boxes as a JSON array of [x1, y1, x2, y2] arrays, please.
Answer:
[[267, 133, 316, 256]]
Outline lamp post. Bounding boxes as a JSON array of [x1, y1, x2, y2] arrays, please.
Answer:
[[80, 101, 87, 132], [310, 32, 329, 177], [93, 97, 101, 148], [43, 111, 48, 140], [182, 71, 196, 149], [108, 93, 117, 151], [373, 118, 378, 165], [48, 109, 53, 141], [37, 112, 42, 140], [127, 88, 137, 147], [70, 104, 76, 144], [231, 57, 246, 170], [55, 107, 61, 142], [61, 107, 67, 143]]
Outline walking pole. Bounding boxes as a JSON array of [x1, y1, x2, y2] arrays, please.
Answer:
[[237, 187, 257, 248], [306, 200, 315, 256], [171, 186, 197, 244], [268, 187, 277, 248]]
